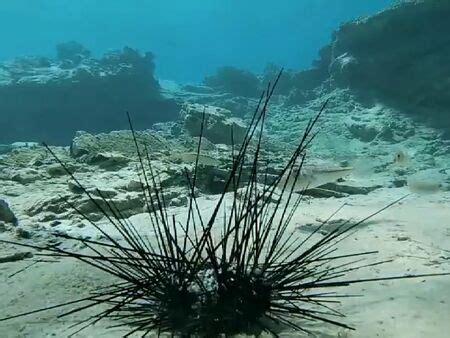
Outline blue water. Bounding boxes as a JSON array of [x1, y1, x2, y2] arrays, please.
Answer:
[[0, 0, 393, 82]]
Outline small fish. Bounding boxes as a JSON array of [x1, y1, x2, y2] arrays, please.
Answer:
[[393, 149, 411, 167], [279, 165, 353, 192]]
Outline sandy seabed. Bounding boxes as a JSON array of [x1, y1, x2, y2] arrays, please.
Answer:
[[1, 186, 449, 338]]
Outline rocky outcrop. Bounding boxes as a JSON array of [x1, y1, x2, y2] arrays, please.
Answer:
[[204, 66, 261, 98], [317, 0, 450, 136], [181, 103, 247, 144], [0, 142, 40, 155], [201, 64, 328, 108], [197, 0, 450, 133], [0, 42, 179, 145]]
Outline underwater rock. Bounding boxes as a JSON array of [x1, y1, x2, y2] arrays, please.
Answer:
[[159, 76, 259, 117], [26, 190, 144, 221], [89, 187, 118, 199], [0, 199, 18, 225], [77, 194, 144, 219], [169, 151, 221, 167], [195, 166, 230, 194], [56, 41, 91, 67], [258, 63, 329, 107], [85, 152, 130, 170], [36, 212, 59, 223], [204, 66, 261, 97], [151, 121, 181, 138], [182, 103, 247, 144], [0, 44, 179, 144], [141, 187, 190, 211], [70, 131, 99, 157], [302, 188, 349, 199], [318, 0, 450, 136], [346, 121, 380, 142], [10, 169, 41, 185], [206, 96, 255, 117], [15, 227, 33, 239], [125, 179, 143, 192], [168, 195, 188, 207], [0, 142, 40, 155], [283, 70, 328, 106], [68, 181, 84, 194], [190, 137, 217, 151], [70, 129, 176, 158], [201, 64, 328, 107], [285, 88, 316, 106], [0, 144, 56, 169], [391, 178, 407, 188], [46, 163, 76, 177], [26, 195, 69, 217], [344, 111, 406, 143], [0, 251, 33, 264]]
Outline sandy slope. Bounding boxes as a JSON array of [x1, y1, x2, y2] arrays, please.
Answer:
[[0, 186, 449, 338]]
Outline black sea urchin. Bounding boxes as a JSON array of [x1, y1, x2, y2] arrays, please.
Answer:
[[1, 71, 448, 337]]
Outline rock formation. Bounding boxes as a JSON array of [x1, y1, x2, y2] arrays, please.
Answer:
[[0, 42, 179, 145], [199, 1, 450, 138], [317, 0, 450, 137], [181, 103, 247, 144]]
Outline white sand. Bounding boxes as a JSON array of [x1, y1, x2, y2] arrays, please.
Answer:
[[1, 187, 449, 338]]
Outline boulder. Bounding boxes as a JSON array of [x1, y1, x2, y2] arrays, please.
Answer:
[[204, 66, 261, 97], [46, 163, 76, 177], [0, 199, 18, 225], [181, 103, 247, 144]]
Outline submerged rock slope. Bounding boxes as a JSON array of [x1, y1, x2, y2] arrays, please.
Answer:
[[198, 1, 450, 137], [317, 0, 450, 137]]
